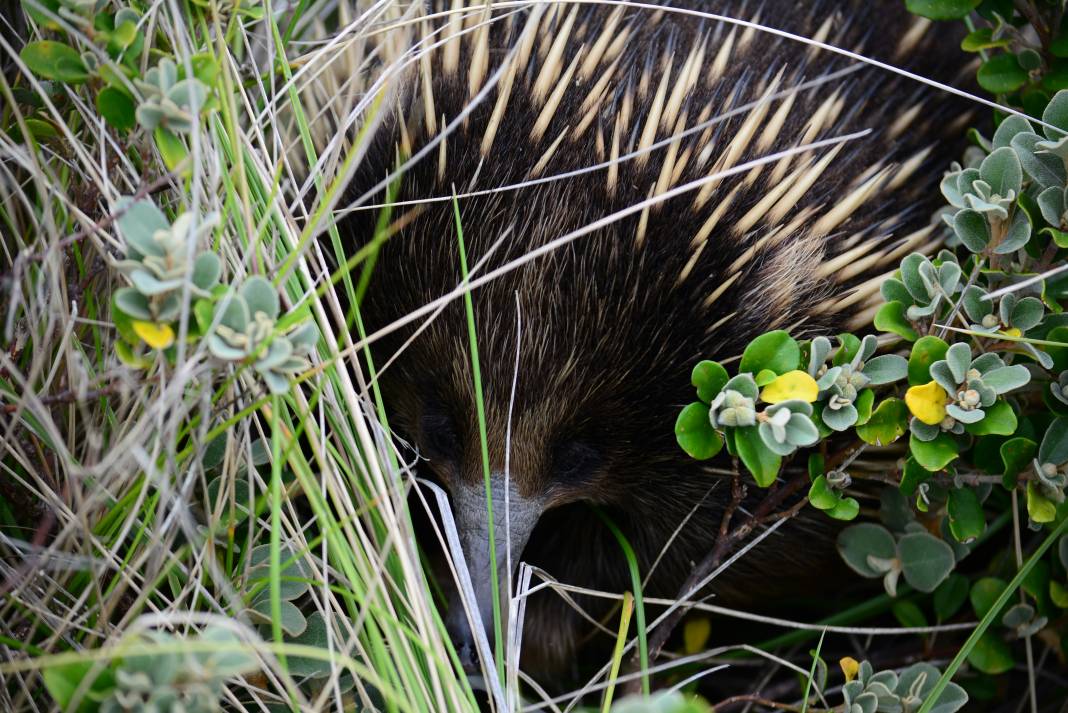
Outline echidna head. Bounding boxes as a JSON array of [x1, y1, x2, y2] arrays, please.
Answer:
[[388, 296, 640, 669], [360, 187, 704, 669]]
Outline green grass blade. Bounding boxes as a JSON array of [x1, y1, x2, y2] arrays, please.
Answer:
[[452, 194, 505, 683]]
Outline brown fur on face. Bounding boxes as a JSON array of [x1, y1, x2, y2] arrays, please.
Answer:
[[337, 0, 971, 685]]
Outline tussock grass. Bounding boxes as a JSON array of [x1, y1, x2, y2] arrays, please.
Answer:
[[0, 1, 476, 710]]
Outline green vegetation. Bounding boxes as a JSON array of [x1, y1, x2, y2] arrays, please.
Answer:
[[673, 2, 1068, 709]]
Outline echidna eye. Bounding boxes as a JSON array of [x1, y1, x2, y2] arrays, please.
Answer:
[[419, 409, 461, 462], [553, 441, 601, 484]]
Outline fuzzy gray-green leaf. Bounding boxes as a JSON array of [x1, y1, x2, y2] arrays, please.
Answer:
[[192, 252, 221, 291], [994, 210, 1031, 254], [981, 365, 1031, 394], [1012, 131, 1066, 188], [862, 355, 907, 385], [241, 276, 279, 319], [117, 197, 169, 258], [898, 531, 955, 592], [979, 146, 1023, 197], [114, 288, 152, 321], [944, 342, 972, 384], [837, 523, 896, 579], [1042, 89, 1068, 139]]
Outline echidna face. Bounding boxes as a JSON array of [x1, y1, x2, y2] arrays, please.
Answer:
[[383, 306, 632, 668]]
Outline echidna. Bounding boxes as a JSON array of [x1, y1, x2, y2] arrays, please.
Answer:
[[330, 0, 970, 681]]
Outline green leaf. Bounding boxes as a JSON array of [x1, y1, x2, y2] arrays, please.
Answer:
[[1051, 580, 1068, 608], [982, 147, 1024, 197], [966, 631, 1014, 674], [947, 488, 986, 543], [287, 611, 333, 678], [909, 336, 950, 386], [739, 330, 800, 376], [892, 599, 928, 628], [961, 27, 1011, 52], [854, 388, 875, 426], [953, 208, 991, 252], [250, 598, 307, 638], [96, 86, 135, 132], [691, 360, 728, 403], [1042, 89, 1068, 138], [191, 53, 221, 85], [114, 340, 149, 369], [1000, 437, 1036, 488], [827, 496, 860, 521], [241, 275, 280, 319], [899, 531, 956, 592], [1026, 481, 1058, 523], [875, 301, 919, 341], [17, 118, 57, 142], [832, 333, 862, 366], [735, 426, 781, 487], [977, 53, 1028, 94], [881, 487, 915, 531], [901, 457, 932, 496], [906, 0, 980, 20], [934, 573, 970, 622], [675, 403, 723, 460], [910, 432, 960, 471], [1046, 326, 1068, 372], [808, 475, 839, 510], [863, 355, 907, 385], [754, 368, 778, 387], [111, 20, 137, 50], [154, 126, 188, 176], [970, 577, 1009, 619], [1022, 560, 1050, 605], [1039, 416, 1068, 464], [1042, 226, 1068, 248], [856, 398, 909, 446], [837, 523, 897, 578], [194, 298, 215, 334], [20, 0, 61, 29], [1052, 33, 1068, 58], [808, 452, 824, 481], [964, 400, 1017, 436], [43, 660, 115, 713], [20, 41, 90, 84]]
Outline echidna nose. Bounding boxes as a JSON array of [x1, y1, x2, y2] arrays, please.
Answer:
[[445, 477, 545, 675], [445, 608, 480, 673]]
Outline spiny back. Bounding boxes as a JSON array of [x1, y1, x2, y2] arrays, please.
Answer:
[[338, 1, 969, 455]]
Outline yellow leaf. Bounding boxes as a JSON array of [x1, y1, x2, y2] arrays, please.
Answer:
[[904, 380, 948, 425], [683, 617, 711, 655], [1002, 327, 1022, 338], [760, 370, 819, 403], [839, 656, 860, 683], [133, 320, 175, 350]]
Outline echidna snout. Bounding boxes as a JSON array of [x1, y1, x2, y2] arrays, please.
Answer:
[[441, 479, 543, 672]]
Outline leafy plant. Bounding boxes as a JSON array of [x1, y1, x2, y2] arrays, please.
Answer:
[[42, 626, 258, 713], [841, 660, 967, 713]]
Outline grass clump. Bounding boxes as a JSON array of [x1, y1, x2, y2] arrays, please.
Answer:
[[1, 0, 475, 710]]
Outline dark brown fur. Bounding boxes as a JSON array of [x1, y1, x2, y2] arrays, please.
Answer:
[[337, 0, 970, 682]]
